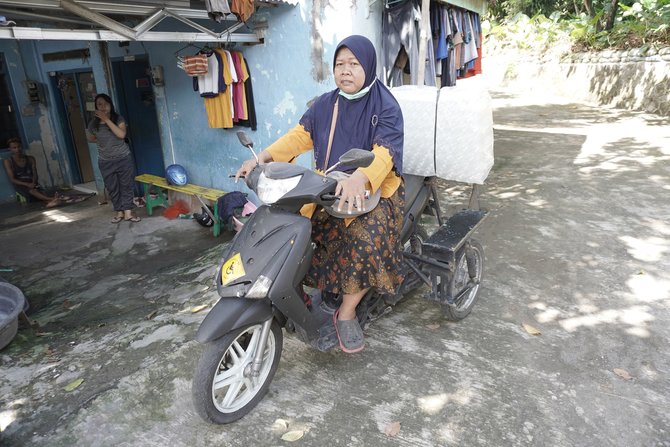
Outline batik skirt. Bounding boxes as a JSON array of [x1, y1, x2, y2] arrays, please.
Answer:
[[305, 184, 405, 295]]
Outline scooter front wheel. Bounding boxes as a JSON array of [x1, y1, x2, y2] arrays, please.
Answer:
[[192, 319, 283, 424]]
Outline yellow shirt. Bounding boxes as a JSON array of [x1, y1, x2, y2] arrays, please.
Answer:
[[204, 49, 234, 128]]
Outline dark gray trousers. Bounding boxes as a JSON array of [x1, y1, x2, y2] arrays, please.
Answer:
[[98, 154, 136, 211]]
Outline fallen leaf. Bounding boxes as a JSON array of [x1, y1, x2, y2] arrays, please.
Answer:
[[613, 368, 633, 381], [63, 378, 84, 392], [190, 304, 208, 313], [62, 299, 72, 308], [426, 323, 440, 330], [281, 430, 304, 442], [384, 421, 401, 437], [522, 323, 542, 336], [145, 310, 158, 320], [272, 418, 289, 430], [637, 269, 646, 275]]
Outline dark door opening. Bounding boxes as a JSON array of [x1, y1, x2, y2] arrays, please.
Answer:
[[0, 54, 21, 147], [52, 70, 97, 184], [112, 58, 164, 184], [0, 53, 24, 202]]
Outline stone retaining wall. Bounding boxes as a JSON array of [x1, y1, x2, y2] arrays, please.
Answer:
[[483, 46, 670, 117]]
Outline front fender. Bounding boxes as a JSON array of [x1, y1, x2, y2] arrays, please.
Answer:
[[195, 297, 273, 343]]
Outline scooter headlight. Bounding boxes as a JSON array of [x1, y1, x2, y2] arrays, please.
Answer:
[[245, 275, 273, 299], [256, 172, 302, 204]]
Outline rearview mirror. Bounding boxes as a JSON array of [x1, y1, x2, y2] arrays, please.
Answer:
[[236, 131, 253, 148]]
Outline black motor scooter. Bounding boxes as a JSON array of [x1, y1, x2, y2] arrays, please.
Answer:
[[191, 132, 488, 424]]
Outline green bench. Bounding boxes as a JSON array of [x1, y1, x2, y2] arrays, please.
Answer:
[[135, 173, 226, 237]]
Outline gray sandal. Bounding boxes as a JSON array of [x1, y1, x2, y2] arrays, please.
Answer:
[[333, 309, 365, 353]]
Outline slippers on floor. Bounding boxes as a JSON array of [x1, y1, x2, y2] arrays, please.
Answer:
[[111, 215, 123, 224], [333, 309, 365, 353], [124, 216, 141, 222]]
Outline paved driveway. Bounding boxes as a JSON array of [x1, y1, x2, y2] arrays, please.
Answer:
[[1, 88, 669, 447]]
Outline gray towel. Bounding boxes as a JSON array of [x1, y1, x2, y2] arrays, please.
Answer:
[[205, 0, 231, 22]]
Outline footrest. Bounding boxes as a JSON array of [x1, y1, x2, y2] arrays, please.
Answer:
[[422, 209, 488, 262]]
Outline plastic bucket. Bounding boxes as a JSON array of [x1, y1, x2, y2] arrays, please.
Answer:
[[0, 282, 26, 350]]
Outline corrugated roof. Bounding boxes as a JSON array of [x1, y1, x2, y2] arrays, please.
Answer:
[[0, 0, 298, 42], [257, 0, 300, 4]]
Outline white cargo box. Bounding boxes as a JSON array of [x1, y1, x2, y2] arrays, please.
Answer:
[[391, 77, 494, 184]]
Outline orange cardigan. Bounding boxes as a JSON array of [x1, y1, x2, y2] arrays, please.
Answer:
[[265, 124, 402, 198]]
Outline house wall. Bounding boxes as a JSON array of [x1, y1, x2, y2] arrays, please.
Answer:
[[0, 0, 382, 203]]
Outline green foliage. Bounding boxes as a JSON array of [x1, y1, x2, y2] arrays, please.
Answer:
[[487, 0, 670, 51], [572, 0, 670, 49]]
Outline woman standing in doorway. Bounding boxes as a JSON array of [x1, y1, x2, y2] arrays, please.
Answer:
[[86, 93, 140, 223]]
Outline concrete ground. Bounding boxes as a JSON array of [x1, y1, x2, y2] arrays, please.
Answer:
[[1, 88, 669, 447]]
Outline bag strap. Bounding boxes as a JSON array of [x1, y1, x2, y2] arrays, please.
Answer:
[[323, 98, 339, 171]]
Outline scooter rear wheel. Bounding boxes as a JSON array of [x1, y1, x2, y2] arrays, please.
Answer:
[[192, 319, 283, 424], [443, 239, 484, 321]]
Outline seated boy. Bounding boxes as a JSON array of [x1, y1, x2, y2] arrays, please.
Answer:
[[3, 137, 61, 207]]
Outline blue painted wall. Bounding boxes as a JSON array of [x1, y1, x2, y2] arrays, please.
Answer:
[[0, 0, 381, 202]]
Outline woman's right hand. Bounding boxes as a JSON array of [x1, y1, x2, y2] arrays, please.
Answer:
[[235, 158, 259, 182], [235, 150, 274, 182]]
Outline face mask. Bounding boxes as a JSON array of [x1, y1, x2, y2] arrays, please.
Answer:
[[338, 79, 376, 100]]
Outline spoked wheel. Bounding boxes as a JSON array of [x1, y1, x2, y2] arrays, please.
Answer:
[[192, 320, 283, 424], [443, 239, 484, 321]]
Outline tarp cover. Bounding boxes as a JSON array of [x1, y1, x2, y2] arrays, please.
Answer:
[[391, 77, 494, 184]]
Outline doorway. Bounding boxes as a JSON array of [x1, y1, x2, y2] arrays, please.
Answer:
[[52, 70, 96, 185], [112, 57, 164, 182], [0, 53, 24, 202], [0, 53, 22, 147]]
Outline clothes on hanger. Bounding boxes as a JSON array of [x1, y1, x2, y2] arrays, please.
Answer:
[[178, 54, 208, 76], [382, 0, 483, 88], [382, 0, 436, 87], [189, 49, 256, 129], [235, 56, 257, 131]]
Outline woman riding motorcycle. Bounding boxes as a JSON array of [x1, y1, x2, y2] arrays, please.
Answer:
[[235, 35, 405, 353]]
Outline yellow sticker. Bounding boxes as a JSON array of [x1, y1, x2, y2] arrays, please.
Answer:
[[221, 253, 245, 286]]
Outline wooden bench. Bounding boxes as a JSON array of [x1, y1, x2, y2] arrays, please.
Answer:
[[135, 173, 226, 237]]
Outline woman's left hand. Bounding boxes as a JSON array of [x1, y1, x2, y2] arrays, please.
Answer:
[[335, 171, 370, 214]]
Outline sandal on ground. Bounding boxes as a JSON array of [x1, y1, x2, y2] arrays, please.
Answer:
[[124, 215, 141, 222], [111, 215, 124, 224], [333, 309, 365, 353]]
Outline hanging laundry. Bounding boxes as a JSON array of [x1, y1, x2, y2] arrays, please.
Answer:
[[178, 54, 208, 76], [206, 0, 231, 23], [382, 0, 436, 87], [230, 0, 254, 22], [236, 56, 257, 131], [196, 51, 223, 97], [187, 47, 257, 130], [230, 51, 249, 122], [203, 49, 234, 128], [223, 50, 238, 119]]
